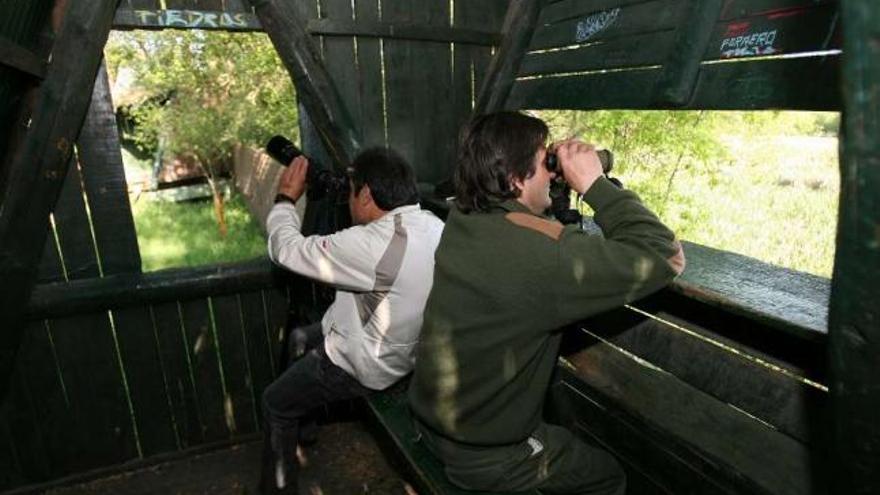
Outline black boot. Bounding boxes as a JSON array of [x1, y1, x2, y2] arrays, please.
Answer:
[[259, 426, 299, 495]]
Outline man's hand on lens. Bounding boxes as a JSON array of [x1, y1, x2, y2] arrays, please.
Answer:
[[554, 139, 603, 194], [278, 156, 309, 202]]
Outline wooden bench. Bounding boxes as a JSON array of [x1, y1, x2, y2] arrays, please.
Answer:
[[365, 382, 541, 495]]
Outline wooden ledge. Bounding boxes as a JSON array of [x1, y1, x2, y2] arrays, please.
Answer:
[[674, 241, 829, 341]]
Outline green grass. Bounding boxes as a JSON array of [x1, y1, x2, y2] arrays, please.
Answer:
[[588, 134, 838, 278], [131, 193, 267, 272], [542, 110, 840, 279]]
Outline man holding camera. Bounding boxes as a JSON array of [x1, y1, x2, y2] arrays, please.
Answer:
[[261, 147, 444, 494], [409, 111, 685, 494]]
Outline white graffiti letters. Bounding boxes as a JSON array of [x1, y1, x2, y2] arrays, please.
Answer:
[[720, 29, 778, 58], [574, 8, 620, 43], [134, 10, 251, 29]]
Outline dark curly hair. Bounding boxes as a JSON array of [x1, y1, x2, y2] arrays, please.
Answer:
[[454, 111, 548, 213]]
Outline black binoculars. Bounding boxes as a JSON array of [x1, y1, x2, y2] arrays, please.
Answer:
[[545, 149, 614, 176]]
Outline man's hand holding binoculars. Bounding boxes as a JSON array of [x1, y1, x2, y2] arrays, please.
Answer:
[[550, 139, 605, 194]]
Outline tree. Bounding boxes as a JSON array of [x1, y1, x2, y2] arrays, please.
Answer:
[[105, 30, 298, 235]]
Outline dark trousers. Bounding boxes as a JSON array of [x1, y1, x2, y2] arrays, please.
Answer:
[[261, 322, 372, 439], [417, 420, 626, 495]]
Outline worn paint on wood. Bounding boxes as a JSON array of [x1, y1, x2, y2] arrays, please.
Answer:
[[828, 0, 880, 491]]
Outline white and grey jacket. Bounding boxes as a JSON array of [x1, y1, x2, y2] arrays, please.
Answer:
[[267, 202, 444, 390]]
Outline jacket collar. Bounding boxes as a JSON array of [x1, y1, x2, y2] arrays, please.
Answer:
[[494, 199, 533, 214]]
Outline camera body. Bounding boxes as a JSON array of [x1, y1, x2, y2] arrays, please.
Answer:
[[265, 135, 350, 200]]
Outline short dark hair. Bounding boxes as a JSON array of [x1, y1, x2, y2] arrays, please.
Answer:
[[349, 147, 419, 211], [454, 111, 548, 213]]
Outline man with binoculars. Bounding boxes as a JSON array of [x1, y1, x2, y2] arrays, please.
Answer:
[[261, 147, 443, 494], [409, 111, 685, 494]]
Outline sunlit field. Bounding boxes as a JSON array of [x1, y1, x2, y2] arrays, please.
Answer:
[[131, 192, 266, 272], [542, 110, 839, 278]]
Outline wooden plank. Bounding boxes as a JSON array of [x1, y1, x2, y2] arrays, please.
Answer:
[[638, 290, 827, 383], [565, 340, 823, 495], [321, 0, 361, 159], [0, 35, 46, 79], [0, 321, 60, 485], [0, 0, 119, 404], [578, 309, 827, 444], [673, 242, 830, 339], [51, 155, 100, 280], [239, 290, 274, 425], [451, 1, 480, 128], [719, 0, 837, 21], [111, 305, 179, 457], [708, 3, 841, 61], [36, 221, 65, 283], [549, 380, 728, 494], [224, 0, 254, 14], [464, 0, 507, 114], [0, 412, 26, 490], [112, 8, 262, 31], [122, 0, 160, 8], [410, 0, 451, 184], [653, 0, 724, 107], [473, 0, 543, 115], [151, 301, 201, 449], [366, 383, 539, 495], [382, 0, 418, 170], [519, 30, 673, 76], [521, 3, 841, 77], [211, 294, 257, 436], [27, 258, 278, 319], [307, 19, 499, 45], [528, 0, 686, 51], [538, 0, 658, 26], [48, 312, 140, 475], [263, 286, 289, 374], [77, 61, 141, 276], [353, 0, 385, 148], [828, 0, 880, 491], [180, 298, 229, 443], [507, 56, 840, 111], [251, 0, 361, 169]]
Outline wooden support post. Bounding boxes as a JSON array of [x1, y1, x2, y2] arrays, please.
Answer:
[[653, 0, 723, 107], [248, 0, 361, 168], [473, 0, 543, 116], [0, 0, 120, 404], [829, 1, 880, 492]]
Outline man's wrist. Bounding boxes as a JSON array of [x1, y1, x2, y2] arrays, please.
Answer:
[[274, 193, 297, 205]]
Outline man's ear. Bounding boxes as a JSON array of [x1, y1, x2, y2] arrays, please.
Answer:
[[509, 176, 524, 195], [359, 184, 374, 206]]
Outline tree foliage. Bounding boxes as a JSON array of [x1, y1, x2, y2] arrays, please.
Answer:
[[105, 29, 298, 234], [106, 29, 298, 159]]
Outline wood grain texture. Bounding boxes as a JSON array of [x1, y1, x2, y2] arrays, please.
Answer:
[[0, 0, 119, 404], [828, 0, 880, 491], [565, 341, 822, 494], [76, 61, 141, 276]]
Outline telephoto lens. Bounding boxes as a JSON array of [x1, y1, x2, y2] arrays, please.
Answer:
[[265, 135, 303, 166], [264, 135, 350, 200]]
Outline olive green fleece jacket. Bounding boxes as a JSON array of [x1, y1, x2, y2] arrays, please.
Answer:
[[408, 177, 685, 446]]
